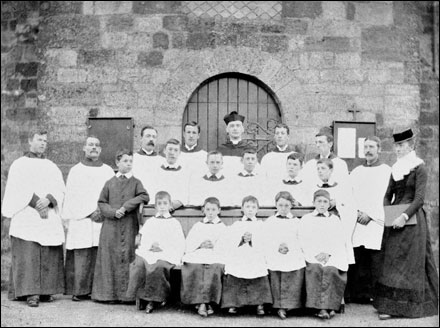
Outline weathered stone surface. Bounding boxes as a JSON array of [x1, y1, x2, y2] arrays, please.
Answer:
[[335, 52, 361, 68], [41, 1, 82, 16], [78, 49, 114, 66], [163, 15, 188, 31], [106, 15, 134, 32], [420, 126, 434, 138], [261, 35, 288, 53], [354, 96, 384, 112], [133, 1, 181, 15], [322, 1, 346, 20], [15, 62, 38, 77], [171, 32, 187, 48], [346, 2, 355, 20], [308, 52, 334, 69], [138, 50, 163, 67], [103, 91, 138, 107], [361, 27, 402, 62], [57, 68, 87, 83], [43, 84, 103, 106], [186, 32, 215, 50], [5, 107, 44, 121], [282, 1, 322, 19], [134, 16, 162, 33], [284, 19, 308, 35], [261, 23, 286, 34], [304, 36, 354, 52], [20, 79, 37, 91], [46, 49, 78, 67], [354, 1, 393, 26], [86, 67, 118, 84], [420, 111, 439, 126], [153, 32, 169, 49], [101, 32, 128, 49], [94, 1, 132, 15]]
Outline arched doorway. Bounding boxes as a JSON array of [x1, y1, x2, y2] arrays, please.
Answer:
[[182, 72, 282, 159]]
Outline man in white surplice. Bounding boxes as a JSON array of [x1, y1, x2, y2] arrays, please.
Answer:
[[62, 136, 115, 301], [2, 130, 65, 307], [346, 136, 391, 303]]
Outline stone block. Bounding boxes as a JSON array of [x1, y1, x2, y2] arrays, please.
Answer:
[[237, 33, 260, 48], [214, 32, 238, 47], [106, 15, 134, 32], [103, 91, 138, 107], [361, 27, 402, 62], [127, 32, 153, 51], [361, 84, 385, 96], [5, 108, 43, 121], [163, 15, 188, 31], [20, 79, 37, 92], [304, 36, 353, 53], [346, 2, 355, 20], [335, 53, 361, 68], [57, 68, 87, 83], [186, 17, 216, 33], [385, 84, 419, 96], [86, 67, 118, 84], [79, 49, 114, 66], [320, 69, 363, 83], [25, 94, 38, 108], [260, 23, 285, 34], [420, 111, 439, 126], [282, 1, 322, 19], [171, 32, 187, 48], [186, 32, 215, 50], [322, 1, 346, 20], [365, 69, 391, 84], [308, 52, 334, 68], [101, 32, 128, 49], [153, 32, 169, 49], [43, 84, 102, 107], [354, 96, 384, 112], [294, 70, 320, 84], [420, 126, 434, 139], [41, 1, 82, 15], [94, 1, 132, 15], [404, 61, 421, 84], [83, 1, 94, 15], [15, 62, 38, 77], [383, 96, 419, 123], [309, 20, 361, 38], [284, 19, 308, 35], [133, 1, 181, 15], [420, 83, 440, 101], [46, 49, 78, 67], [134, 16, 162, 33], [6, 79, 20, 91], [22, 44, 40, 62], [261, 35, 288, 53], [354, 2, 393, 26], [318, 95, 355, 114], [138, 50, 163, 67]]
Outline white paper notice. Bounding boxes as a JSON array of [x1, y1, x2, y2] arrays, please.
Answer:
[[358, 138, 366, 158], [337, 128, 356, 158]]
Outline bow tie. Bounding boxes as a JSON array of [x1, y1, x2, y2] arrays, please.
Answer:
[[156, 215, 169, 219], [276, 215, 289, 219], [283, 179, 300, 185], [208, 175, 219, 181], [246, 218, 253, 222], [161, 165, 180, 171], [204, 220, 215, 224], [315, 213, 326, 217], [319, 182, 337, 188], [239, 172, 254, 177]]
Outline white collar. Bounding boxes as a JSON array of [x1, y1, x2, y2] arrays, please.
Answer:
[[185, 143, 197, 151], [141, 148, 155, 155], [318, 177, 337, 187], [241, 215, 257, 222], [230, 138, 242, 145], [285, 175, 302, 183], [275, 212, 293, 219], [207, 172, 223, 179], [164, 162, 180, 169], [239, 169, 257, 176], [391, 150, 424, 181], [277, 144, 288, 152], [116, 171, 133, 179], [202, 217, 221, 224], [154, 212, 172, 219], [312, 210, 330, 217]]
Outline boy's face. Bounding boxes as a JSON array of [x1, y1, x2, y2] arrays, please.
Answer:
[[206, 154, 223, 174], [29, 133, 48, 154], [314, 196, 330, 213], [242, 200, 258, 218], [241, 153, 257, 173], [164, 143, 180, 164], [274, 127, 289, 147], [156, 197, 171, 213], [317, 163, 332, 181], [116, 154, 132, 174], [276, 197, 292, 216], [286, 158, 302, 177], [203, 202, 220, 220], [183, 125, 200, 147]]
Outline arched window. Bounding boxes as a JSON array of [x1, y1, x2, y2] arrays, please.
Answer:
[[183, 73, 282, 158]]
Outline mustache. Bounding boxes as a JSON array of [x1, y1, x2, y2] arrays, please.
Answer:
[[147, 140, 155, 146]]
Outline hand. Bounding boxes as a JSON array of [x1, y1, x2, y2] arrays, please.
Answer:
[[357, 211, 372, 225], [200, 240, 214, 249], [392, 214, 406, 229], [115, 207, 126, 219], [243, 232, 252, 244], [278, 242, 289, 254], [150, 242, 162, 252], [38, 207, 49, 219], [90, 208, 103, 222], [36, 198, 50, 211], [315, 252, 330, 264]]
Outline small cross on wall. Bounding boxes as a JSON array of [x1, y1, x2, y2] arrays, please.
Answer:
[[348, 105, 361, 121]]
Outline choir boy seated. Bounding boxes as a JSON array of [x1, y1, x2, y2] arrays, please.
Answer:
[[180, 197, 227, 317]]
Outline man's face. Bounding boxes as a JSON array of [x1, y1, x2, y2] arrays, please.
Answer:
[[317, 163, 332, 181], [314, 196, 330, 213], [83, 137, 101, 160], [315, 135, 332, 155], [29, 133, 47, 155], [286, 158, 302, 178], [274, 127, 289, 147], [164, 143, 180, 164], [241, 153, 257, 173], [183, 125, 200, 147], [276, 197, 292, 216], [206, 154, 223, 175], [226, 121, 244, 139], [364, 139, 379, 163], [203, 202, 220, 220], [242, 201, 258, 218], [141, 129, 157, 151], [116, 154, 133, 174]]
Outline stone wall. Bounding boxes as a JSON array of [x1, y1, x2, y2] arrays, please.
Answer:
[[1, 1, 439, 289]]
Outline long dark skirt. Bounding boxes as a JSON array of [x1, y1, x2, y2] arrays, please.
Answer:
[[140, 260, 175, 303], [305, 263, 347, 311], [181, 262, 224, 305], [345, 246, 380, 302], [221, 274, 272, 308], [269, 269, 305, 309], [65, 247, 98, 296], [8, 236, 64, 299], [373, 209, 439, 318]]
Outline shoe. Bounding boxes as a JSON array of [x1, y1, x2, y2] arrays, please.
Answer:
[[256, 304, 265, 316], [27, 295, 39, 307], [228, 307, 237, 314], [206, 304, 214, 316], [72, 295, 81, 302], [277, 309, 287, 320], [329, 310, 336, 318], [378, 313, 392, 320], [40, 295, 54, 302], [198, 303, 208, 317], [145, 301, 154, 314], [317, 309, 330, 319]]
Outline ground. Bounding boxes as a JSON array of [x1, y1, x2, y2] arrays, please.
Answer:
[[1, 292, 438, 327]]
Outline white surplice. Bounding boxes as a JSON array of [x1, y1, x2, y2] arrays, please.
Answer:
[[350, 162, 391, 250], [2, 156, 65, 246], [262, 214, 306, 272], [136, 216, 185, 265], [260, 149, 296, 180], [187, 173, 234, 206], [132, 152, 162, 192], [62, 162, 115, 249]]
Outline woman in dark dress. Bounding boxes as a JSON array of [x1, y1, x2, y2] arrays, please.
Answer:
[[373, 128, 438, 319]]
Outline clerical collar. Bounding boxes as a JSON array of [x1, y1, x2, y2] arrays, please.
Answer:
[[81, 157, 103, 167], [154, 212, 172, 219], [275, 212, 293, 219], [116, 171, 133, 179], [312, 210, 330, 217], [24, 151, 44, 159], [238, 170, 257, 177], [184, 143, 197, 151], [230, 139, 242, 145], [202, 217, 221, 224], [363, 158, 383, 167], [315, 152, 337, 160], [276, 145, 288, 152], [138, 148, 157, 156], [241, 215, 257, 222], [318, 178, 337, 188]]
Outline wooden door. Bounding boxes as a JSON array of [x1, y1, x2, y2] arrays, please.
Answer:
[[183, 73, 282, 159]]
